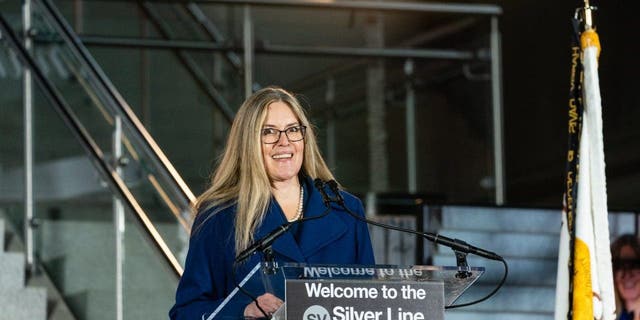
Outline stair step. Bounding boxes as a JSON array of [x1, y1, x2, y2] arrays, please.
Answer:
[[441, 206, 561, 233], [453, 285, 555, 313], [65, 289, 174, 320], [439, 206, 635, 236], [39, 220, 180, 293], [433, 254, 556, 286], [0, 252, 25, 289], [369, 215, 417, 265], [434, 229, 559, 259], [0, 287, 47, 320]]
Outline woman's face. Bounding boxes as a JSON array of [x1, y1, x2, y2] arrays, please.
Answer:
[[261, 101, 304, 184], [615, 245, 640, 305]]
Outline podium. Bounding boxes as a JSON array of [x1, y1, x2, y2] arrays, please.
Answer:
[[209, 262, 484, 320]]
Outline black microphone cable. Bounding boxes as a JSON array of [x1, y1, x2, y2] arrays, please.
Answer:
[[324, 179, 508, 309]]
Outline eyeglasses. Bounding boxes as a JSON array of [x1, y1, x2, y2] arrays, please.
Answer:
[[261, 125, 306, 144], [613, 258, 640, 272]]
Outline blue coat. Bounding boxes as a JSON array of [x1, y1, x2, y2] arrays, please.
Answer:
[[169, 177, 375, 319], [618, 310, 632, 320]]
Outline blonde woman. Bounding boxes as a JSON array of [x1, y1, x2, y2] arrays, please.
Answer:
[[170, 87, 374, 319]]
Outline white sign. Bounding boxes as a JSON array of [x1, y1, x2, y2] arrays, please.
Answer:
[[285, 279, 444, 320]]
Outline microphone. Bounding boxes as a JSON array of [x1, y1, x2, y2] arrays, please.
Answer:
[[326, 180, 344, 204], [314, 178, 332, 206], [235, 224, 292, 263], [422, 232, 502, 261]]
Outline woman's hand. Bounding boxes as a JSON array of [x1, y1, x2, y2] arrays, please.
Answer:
[[243, 293, 284, 318]]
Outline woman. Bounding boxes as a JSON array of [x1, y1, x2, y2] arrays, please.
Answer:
[[169, 87, 375, 319], [612, 234, 640, 320]]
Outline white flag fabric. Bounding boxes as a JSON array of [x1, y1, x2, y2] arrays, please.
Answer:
[[554, 28, 616, 320]]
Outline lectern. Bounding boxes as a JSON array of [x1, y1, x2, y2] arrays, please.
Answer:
[[208, 263, 483, 320]]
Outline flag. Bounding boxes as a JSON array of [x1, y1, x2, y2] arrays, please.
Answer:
[[554, 7, 616, 320]]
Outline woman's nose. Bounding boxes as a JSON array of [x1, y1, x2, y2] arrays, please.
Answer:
[[276, 132, 290, 145]]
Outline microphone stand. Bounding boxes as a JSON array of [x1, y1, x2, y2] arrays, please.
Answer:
[[454, 250, 472, 279], [262, 247, 278, 275]]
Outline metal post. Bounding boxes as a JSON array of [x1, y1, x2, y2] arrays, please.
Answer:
[[139, 8, 151, 126], [365, 192, 377, 218], [73, 0, 84, 33], [189, 0, 503, 15], [243, 5, 254, 98], [113, 116, 125, 320], [23, 0, 36, 275], [325, 78, 336, 169], [326, 121, 336, 169], [490, 16, 505, 205], [404, 59, 417, 193], [365, 12, 388, 193]]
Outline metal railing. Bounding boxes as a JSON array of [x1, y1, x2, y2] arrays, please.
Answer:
[[38, 0, 196, 213], [75, 0, 505, 204], [1, 8, 184, 278], [3, 3, 191, 316]]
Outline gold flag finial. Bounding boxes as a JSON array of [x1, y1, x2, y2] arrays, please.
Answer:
[[579, 0, 600, 59]]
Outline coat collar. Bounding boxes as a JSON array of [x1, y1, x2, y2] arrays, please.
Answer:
[[254, 177, 347, 262]]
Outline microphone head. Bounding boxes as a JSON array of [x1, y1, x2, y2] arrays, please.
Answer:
[[314, 178, 325, 189], [314, 178, 332, 207], [326, 180, 344, 204]]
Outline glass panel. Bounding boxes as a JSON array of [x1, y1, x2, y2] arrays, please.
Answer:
[[123, 206, 178, 319], [32, 86, 117, 320], [25, 0, 192, 265], [0, 5, 182, 319]]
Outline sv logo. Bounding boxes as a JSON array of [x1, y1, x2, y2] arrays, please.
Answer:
[[303, 305, 330, 320]]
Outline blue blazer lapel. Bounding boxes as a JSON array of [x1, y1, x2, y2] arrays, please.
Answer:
[[254, 178, 348, 262], [255, 200, 305, 262], [296, 184, 347, 258]]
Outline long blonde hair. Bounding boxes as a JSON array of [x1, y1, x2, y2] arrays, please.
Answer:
[[195, 87, 335, 254]]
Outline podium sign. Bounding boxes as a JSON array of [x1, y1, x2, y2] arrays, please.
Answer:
[[285, 279, 444, 320], [280, 264, 482, 306], [213, 263, 483, 319]]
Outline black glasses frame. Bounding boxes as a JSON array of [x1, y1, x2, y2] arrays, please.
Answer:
[[261, 125, 307, 144]]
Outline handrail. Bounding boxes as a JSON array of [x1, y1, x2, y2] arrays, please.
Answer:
[[182, 2, 263, 93], [80, 0, 503, 15], [0, 14, 183, 277], [78, 35, 476, 60], [138, 2, 235, 122], [183, 3, 242, 70], [36, 0, 196, 219]]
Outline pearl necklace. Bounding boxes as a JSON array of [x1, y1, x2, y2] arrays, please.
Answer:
[[288, 186, 304, 222]]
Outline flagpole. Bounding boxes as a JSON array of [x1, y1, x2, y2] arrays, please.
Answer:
[[583, 0, 593, 30], [553, 1, 617, 318], [575, 3, 616, 319]]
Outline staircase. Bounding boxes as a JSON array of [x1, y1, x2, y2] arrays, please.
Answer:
[[429, 205, 635, 320], [0, 218, 47, 320]]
